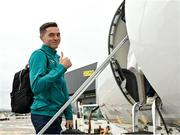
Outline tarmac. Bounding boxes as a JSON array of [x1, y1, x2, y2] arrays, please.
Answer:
[[0, 115, 35, 135]]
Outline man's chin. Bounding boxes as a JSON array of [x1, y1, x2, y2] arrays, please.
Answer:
[[48, 44, 59, 50], [53, 46, 58, 50]]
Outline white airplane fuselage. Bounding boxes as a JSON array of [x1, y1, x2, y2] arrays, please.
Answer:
[[96, 0, 180, 133], [125, 0, 180, 121]]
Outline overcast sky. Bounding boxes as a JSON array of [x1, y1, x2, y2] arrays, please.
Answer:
[[0, 0, 122, 110]]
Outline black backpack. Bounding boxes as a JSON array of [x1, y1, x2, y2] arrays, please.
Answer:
[[10, 49, 48, 114], [10, 65, 33, 114]]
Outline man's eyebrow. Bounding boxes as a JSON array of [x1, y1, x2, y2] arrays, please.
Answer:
[[48, 32, 60, 35]]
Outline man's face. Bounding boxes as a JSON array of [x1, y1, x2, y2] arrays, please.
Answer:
[[41, 27, 61, 50]]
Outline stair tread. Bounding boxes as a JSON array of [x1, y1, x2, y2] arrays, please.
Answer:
[[124, 131, 153, 134]]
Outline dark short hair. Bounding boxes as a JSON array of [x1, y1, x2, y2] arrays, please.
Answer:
[[39, 22, 58, 34]]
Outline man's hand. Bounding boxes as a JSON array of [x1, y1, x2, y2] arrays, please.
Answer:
[[59, 52, 72, 69], [65, 120, 73, 129]]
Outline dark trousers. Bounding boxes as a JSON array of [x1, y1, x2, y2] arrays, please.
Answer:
[[31, 113, 62, 134], [144, 76, 156, 97]]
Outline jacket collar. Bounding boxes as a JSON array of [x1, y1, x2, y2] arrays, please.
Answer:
[[41, 44, 57, 56]]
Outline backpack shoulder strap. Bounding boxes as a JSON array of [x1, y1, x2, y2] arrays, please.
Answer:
[[39, 49, 49, 67], [27, 49, 48, 68]]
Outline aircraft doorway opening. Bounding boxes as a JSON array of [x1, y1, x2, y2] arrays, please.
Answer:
[[108, 1, 146, 105]]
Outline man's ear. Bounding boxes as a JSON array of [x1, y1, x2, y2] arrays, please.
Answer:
[[40, 35, 43, 40], [40, 34, 45, 41], [40, 32, 45, 40]]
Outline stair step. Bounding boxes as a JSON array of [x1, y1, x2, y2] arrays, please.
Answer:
[[123, 131, 153, 134]]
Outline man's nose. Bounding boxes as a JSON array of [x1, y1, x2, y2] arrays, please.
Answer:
[[54, 35, 60, 40]]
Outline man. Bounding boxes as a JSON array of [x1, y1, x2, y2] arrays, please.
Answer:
[[29, 22, 73, 134]]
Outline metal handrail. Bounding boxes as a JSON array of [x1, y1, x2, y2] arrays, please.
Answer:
[[37, 35, 129, 134]]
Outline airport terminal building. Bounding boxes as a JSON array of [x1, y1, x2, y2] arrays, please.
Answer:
[[65, 62, 97, 104]]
